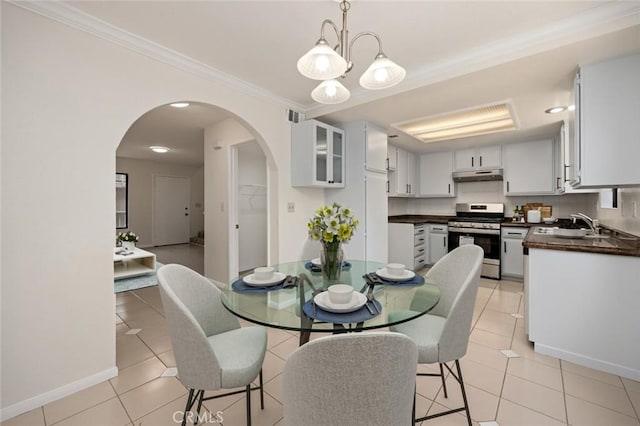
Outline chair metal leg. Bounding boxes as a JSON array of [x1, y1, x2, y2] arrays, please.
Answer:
[[439, 363, 448, 398], [245, 384, 252, 426], [259, 369, 264, 409], [183, 389, 196, 426], [415, 360, 472, 424], [455, 359, 472, 426], [194, 390, 205, 425]]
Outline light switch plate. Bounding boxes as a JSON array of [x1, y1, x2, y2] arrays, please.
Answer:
[[287, 202, 295, 213]]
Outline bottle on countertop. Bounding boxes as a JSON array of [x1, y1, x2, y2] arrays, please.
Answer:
[[513, 205, 520, 222], [519, 206, 525, 222]]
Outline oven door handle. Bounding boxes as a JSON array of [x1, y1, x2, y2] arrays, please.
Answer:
[[448, 227, 500, 236]]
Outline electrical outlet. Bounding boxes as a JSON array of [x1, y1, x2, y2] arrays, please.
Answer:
[[287, 202, 295, 213]]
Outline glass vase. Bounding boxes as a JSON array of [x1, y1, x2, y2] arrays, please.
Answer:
[[321, 242, 343, 282]]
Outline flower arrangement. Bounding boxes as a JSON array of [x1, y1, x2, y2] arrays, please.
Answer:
[[307, 203, 359, 245], [116, 231, 139, 244]]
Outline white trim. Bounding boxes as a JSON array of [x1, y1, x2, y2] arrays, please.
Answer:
[[228, 146, 239, 280], [535, 343, 640, 382], [0, 367, 118, 422], [7, 0, 306, 112]]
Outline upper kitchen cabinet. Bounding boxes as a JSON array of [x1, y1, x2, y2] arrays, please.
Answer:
[[389, 145, 417, 197], [569, 53, 640, 188], [418, 151, 455, 197], [503, 139, 555, 195], [387, 143, 397, 171], [291, 119, 345, 188], [454, 145, 502, 171]]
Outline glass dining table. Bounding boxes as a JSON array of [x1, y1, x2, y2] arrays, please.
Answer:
[[220, 260, 440, 345]]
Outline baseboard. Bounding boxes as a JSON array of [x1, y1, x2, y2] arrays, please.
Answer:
[[535, 343, 640, 381], [0, 367, 118, 422]]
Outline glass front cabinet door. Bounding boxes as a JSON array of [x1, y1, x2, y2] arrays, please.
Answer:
[[292, 119, 345, 188]]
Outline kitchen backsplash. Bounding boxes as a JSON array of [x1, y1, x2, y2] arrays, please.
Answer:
[[389, 180, 599, 219], [597, 187, 640, 236]]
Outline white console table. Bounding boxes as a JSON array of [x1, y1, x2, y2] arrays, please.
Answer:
[[114, 247, 156, 280]]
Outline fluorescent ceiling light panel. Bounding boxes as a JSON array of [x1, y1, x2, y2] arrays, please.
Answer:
[[393, 102, 519, 143]]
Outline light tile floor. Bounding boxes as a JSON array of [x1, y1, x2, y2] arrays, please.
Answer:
[[4, 258, 640, 425]]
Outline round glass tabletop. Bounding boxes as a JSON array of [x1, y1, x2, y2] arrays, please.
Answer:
[[220, 260, 440, 334]]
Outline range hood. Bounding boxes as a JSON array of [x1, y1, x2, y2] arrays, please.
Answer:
[[452, 168, 503, 182]]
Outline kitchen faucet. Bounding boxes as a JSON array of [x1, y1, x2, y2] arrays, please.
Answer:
[[570, 213, 599, 235]]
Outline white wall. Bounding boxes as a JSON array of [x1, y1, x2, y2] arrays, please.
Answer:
[[597, 187, 640, 236], [115, 158, 204, 246], [389, 180, 598, 219], [1, 4, 323, 419]]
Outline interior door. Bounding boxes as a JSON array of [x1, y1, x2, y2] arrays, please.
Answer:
[[154, 175, 190, 246]]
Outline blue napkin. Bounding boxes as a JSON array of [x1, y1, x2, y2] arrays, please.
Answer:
[[304, 261, 352, 272], [302, 298, 381, 324], [375, 273, 425, 287], [231, 278, 285, 293]]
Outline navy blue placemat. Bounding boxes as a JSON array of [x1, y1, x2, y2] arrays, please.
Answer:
[[375, 273, 425, 287], [231, 278, 285, 293], [304, 261, 352, 272], [302, 298, 381, 323]]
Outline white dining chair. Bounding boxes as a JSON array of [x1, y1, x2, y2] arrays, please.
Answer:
[[157, 264, 267, 426], [389, 244, 483, 425], [282, 332, 418, 426]]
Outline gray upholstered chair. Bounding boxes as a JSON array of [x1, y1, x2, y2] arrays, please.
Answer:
[[282, 332, 418, 426], [389, 244, 483, 425], [157, 264, 267, 426]]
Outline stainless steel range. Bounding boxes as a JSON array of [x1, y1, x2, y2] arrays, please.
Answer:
[[448, 203, 504, 279]]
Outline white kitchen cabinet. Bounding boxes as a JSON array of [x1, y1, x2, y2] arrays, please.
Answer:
[[388, 145, 417, 197], [418, 151, 455, 197], [454, 145, 501, 171], [501, 227, 527, 279], [328, 121, 387, 263], [570, 53, 640, 188], [528, 248, 640, 380], [387, 143, 397, 171], [428, 224, 448, 265], [388, 223, 426, 270], [503, 139, 555, 196], [291, 119, 345, 188]]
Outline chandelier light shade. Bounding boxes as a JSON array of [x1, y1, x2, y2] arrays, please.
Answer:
[[359, 54, 406, 90], [297, 39, 348, 80], [298, 0, 405, 104], [311, 79, 351, 104]]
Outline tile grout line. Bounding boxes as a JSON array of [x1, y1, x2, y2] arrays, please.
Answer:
[[107, 379, 135, 425], [620, 380, 640, 421]]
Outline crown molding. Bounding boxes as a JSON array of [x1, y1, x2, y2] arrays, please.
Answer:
[[306, 1, 640, 118], [8, 0, 308, 112]]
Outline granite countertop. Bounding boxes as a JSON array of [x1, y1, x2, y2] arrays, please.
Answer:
[[388, 215, 453, 224], [523, 225, 640, 257]]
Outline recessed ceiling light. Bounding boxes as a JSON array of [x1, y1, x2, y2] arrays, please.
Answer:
[[392, 101, 518, 143], [170, 102, 190, 108], [545, 106, 567, 114], [150, 146, 170, 153]]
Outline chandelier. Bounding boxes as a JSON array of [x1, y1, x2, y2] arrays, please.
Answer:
[[297, 0, 406, 104]]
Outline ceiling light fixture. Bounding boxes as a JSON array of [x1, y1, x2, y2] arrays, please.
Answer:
[[393, 102, 519, 143], [150, 146, 170, 153], [170, 102, 190, 108], [297, 0, 405, 104], [545, 106, 568, 114]]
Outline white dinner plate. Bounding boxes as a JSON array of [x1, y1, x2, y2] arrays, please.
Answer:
[[243, 272, 286, 287], [310, 258, 321, 266], [314, 291, 367, 313], [375, 268, 416, 282]]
